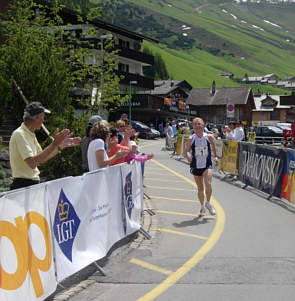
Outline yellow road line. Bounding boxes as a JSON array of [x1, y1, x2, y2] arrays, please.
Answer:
[[137, 159, 226, 301], [153, 228, 208, 240], [144, 173, 178, 177], [145, 178, 187, 183], [130, 258, 173, 276], [145, 185, 195, 192], [155, 209, 216, 219], [149, 195, 198, 203], [155, 209, 198, 217]]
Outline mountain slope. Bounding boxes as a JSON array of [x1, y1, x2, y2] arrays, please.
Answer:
[[91, 0, 295, 88]]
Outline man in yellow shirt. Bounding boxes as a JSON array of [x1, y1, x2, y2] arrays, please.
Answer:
[[9, 102, 81, 190]]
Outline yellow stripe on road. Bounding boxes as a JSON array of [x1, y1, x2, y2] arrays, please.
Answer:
[[137, 159, 226, 301], [145, 185, 195, 192], [130, 258, 173, 276], [144, 173, 178, 177], [149, 195, 198, 203], [155, 209, 216, 219], [144, 178, 183, 183], [153, 228, 208, 240], [155, 209, 198, 217]]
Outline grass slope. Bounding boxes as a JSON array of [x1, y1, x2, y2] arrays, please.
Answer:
[[91, 0, 295, 91]]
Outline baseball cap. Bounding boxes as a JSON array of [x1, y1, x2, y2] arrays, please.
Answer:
[[88, 115, 102, 126], [25, 102, 51, 116]]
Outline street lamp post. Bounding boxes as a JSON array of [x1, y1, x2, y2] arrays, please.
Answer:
[[129, 80, 137, 122], [98, 34, 113, 115]]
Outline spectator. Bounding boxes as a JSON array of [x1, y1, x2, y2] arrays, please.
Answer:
[[9, 102, 81, 190], [124, 141, 154, 164], [172, 120, 177, 137], [81, 115, 102, 173], [225, 121, 245, 141], [212, 125, 219, 139], [165, 122, 174, 150], [108, 127, 131, 166], [247, 127, 256, 143], [158, 122, 164, 137], [235, 121, 245, 141], [117, 119, 126, 144], [108, 128, 153, 165], [225, 121, 236, 140], [87, 122, 128, 171]]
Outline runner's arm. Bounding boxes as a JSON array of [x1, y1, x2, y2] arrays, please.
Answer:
[[207, 135, 219, 164]]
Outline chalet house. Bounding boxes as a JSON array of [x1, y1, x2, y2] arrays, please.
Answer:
[[114, 79, 193, 126], [239, 73, 279, 85], [55, 7, 157, 94], [186, 84, 255, 125], [2, 0, 157, 101], [279, 92, 295, 122], [252, 94, 291, 123]]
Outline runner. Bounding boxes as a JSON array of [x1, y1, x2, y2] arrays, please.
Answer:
[[185, 117, 219, 217]]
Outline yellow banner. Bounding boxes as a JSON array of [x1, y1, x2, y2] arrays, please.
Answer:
[[176, 135, 183, 155], [221, 140, 238, 175]]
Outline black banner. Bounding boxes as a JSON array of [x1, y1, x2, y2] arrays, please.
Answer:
[[238, 142, 286, 198]]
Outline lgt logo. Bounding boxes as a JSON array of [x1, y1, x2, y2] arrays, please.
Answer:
[[53, 189, 80, 262]]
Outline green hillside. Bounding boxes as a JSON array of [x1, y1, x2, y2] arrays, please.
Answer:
[[90, 0, 295, 90]]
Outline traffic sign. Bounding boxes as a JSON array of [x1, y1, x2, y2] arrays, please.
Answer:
[[226, 103, 235, 118]]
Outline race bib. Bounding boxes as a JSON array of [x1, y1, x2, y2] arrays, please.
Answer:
[[195, 146, 208, 157]]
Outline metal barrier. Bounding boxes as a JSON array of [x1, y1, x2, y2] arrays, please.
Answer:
[[255, 136, 284, 145]]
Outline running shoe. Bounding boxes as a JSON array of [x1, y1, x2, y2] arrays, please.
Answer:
[[199, 206, 206, 217], [205, 201, 216, 215]]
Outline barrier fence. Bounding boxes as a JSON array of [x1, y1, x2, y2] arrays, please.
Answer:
[[0, 161, 143, 301], [2, 137, 295, 300], [172, 134, 295, 204]]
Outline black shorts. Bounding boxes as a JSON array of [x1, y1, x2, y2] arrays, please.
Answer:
[[190, 167, 208, 177]]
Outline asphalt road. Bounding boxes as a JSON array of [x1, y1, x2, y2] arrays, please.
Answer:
[[52, 138, 295, 301]]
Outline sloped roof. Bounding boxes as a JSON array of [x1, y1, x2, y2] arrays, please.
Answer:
[[253, 94, 290, 111], [151, 80, 191, 95], [38, 0, 158, 43], [263, 73, 276, 78], [187, 87, 252, 106]]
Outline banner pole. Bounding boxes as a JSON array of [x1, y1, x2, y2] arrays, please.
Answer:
[[139, 227, 151, 240], [93, 262, 106, 276]]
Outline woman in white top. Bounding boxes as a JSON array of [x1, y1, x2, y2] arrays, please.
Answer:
[[87, 121, 129, 171]]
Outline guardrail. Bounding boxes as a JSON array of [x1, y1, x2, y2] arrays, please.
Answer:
[[255, 136, 284, 145]]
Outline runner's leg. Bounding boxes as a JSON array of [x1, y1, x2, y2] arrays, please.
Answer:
[[203, 169, 213, 202], [194, 175, 205, 206]]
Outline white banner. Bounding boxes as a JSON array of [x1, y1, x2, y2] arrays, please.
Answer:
[[121, 161, 143, 236], [46, 166, 125, 281], [0, 186, 56, 301]]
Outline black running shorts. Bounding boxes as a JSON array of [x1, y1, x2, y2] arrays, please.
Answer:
[[190, 167, 208, 177]]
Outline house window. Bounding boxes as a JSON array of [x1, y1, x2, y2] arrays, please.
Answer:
[[118, 63, 129, 72], [119, 39, 130, 48]]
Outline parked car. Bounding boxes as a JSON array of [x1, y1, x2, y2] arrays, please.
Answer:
[[254, 125, 284, 144], [276, 123, 291, 130], [130, 121, 154, 139], [151, 128, 160, 138]]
